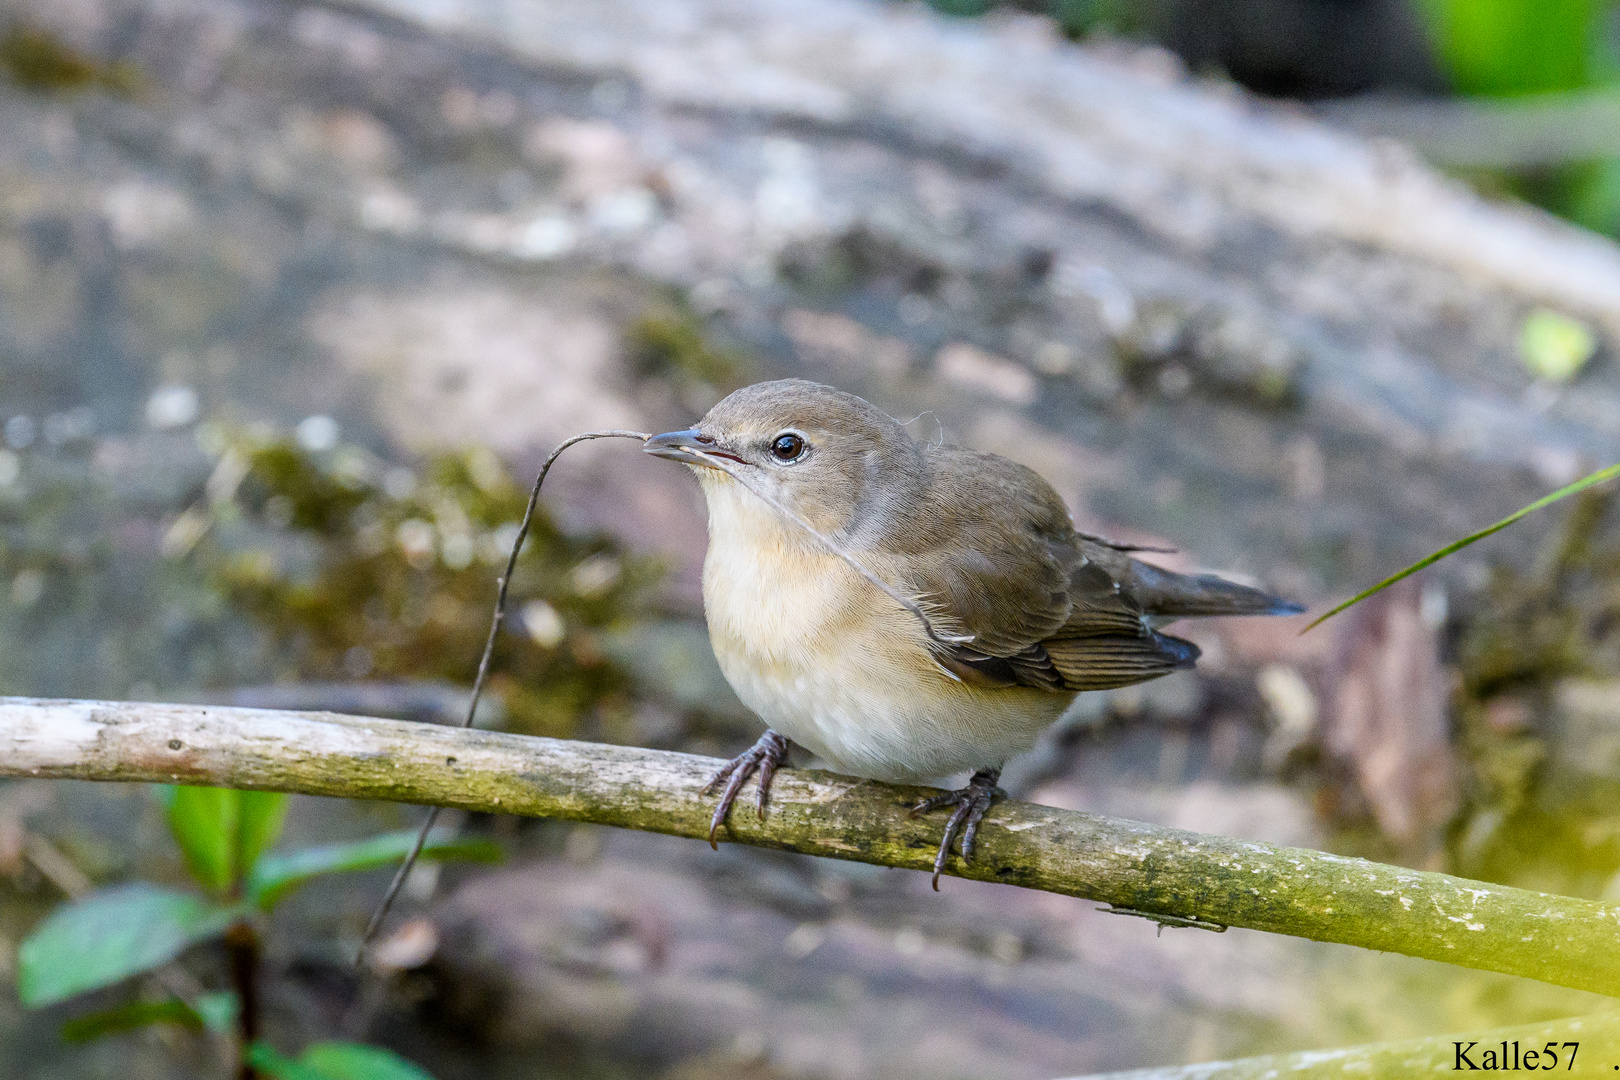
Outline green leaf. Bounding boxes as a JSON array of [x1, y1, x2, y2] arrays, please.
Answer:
[[247, 1045, 330, 1080], [59, 990, 237, 1043], [1303, 460, 1620, 632], [160, 787, 290, 892], [161, 786, 239, 893], [249, 1041, 437, 1080], [1414, 0, 1606, 97], [237, 791, 290, 877], [247, 831, 501, 911], [302, 1042, 437, 1080], [17, 883, 240, 1007]]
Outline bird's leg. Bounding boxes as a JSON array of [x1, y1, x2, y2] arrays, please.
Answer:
[[701, 729, 793, 849], [910, 767, 1003, 890]]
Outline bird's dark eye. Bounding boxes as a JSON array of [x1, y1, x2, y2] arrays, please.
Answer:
[[770, 432, 806, 462]]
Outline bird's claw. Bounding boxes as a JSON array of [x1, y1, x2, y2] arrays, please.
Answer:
[[703, 730, 792, 848], [910, 767, 1002, 890]]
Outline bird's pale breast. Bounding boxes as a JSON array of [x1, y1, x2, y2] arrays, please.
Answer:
[[698, 479, 1072, 781]]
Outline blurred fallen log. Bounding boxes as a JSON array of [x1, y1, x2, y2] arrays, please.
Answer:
[[3, 696, 1619, 997], [1320, 89, 1620, 168]]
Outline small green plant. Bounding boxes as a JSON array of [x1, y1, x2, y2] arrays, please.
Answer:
[[15, 784, 498, 1078]]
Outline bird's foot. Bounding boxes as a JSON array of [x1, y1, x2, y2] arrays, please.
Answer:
[[910, 767, 1003, 890], [702, 730, 792, 849]]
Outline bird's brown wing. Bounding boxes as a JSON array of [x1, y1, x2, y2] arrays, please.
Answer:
[[890, 445, 1199, 693], [888, 446, 1078, 656]]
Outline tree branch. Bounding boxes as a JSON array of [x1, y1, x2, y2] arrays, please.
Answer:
[[5, 697, 1619, 997]]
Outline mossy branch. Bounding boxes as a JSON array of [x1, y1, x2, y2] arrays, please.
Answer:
[[5, 696, 1620, 997]]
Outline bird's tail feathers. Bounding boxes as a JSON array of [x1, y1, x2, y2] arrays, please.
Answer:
[[1125, 561, 1303, 620]]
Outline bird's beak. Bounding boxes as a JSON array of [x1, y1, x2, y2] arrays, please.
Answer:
[[643, 428, 723, 469]]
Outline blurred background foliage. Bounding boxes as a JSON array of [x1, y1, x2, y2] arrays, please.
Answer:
[[936, 0, 1620, 238], [1414, 0, 1611, 96]]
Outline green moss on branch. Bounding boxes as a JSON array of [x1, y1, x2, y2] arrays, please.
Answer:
[[4, 697, 1620, 998]]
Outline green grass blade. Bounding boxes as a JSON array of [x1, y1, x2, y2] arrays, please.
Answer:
[[1303, 460, 1620, 633]]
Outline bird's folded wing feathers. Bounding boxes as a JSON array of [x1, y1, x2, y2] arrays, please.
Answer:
[[893, 447, 1083, 658], [895, 447, 1160, 690], [893, 445, 1292, 694], [1040, 631, 1200, 690]]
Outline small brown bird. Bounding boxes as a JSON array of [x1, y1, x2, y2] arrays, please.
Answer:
[[646, 379, 1300, 885]]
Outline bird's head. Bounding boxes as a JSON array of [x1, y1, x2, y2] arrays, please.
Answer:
[[644, 379, 923, 540]]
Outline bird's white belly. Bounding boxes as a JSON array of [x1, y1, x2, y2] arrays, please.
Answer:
[[701, 523, 1071, 781]]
